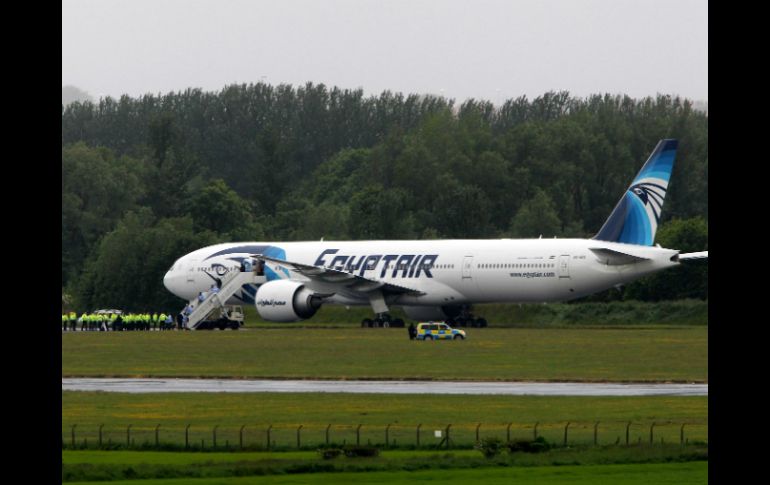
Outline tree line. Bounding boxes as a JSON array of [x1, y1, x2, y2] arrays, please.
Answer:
[[62, 83, 707, 311]]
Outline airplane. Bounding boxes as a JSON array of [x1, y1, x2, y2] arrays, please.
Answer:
[[163, 139, 707, 327]]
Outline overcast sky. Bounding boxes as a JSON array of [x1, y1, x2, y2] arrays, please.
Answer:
[[62, 0, 708, 104]]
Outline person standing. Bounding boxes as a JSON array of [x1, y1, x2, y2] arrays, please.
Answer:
[[408, 323, 417, 340], [182, 304, 194, 329]]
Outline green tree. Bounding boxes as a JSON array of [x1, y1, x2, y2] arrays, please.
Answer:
[[508, 189, 562, 238], [74, 209, 219, 311], [623, 217, 708, 300], [348, 185, 415, 239], [61, 143, 144, 286], [186, 179, 263, 240], [430, 178, 494, 238], [289, 202, 350, 241], [141, 113, 200, 218]]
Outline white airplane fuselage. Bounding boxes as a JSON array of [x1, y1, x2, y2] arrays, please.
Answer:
[[163, 238, 679, 308], [163, 139, 701, 323]]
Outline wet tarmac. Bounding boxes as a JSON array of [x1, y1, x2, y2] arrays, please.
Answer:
[[62, 378, 707, 396]]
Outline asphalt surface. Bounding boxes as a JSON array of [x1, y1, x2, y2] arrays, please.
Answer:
[[62, 378, 707, 396]]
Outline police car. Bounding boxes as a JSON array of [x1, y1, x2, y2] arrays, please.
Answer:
[[416, 322, 466, 340]]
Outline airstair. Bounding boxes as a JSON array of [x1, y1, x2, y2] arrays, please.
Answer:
[[183, 269, 257, 329]]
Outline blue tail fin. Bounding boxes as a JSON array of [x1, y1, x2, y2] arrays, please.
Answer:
[[593, 139, 678, 246]]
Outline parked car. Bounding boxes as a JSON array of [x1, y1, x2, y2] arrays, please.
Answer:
[[416, 322, 466, 340]]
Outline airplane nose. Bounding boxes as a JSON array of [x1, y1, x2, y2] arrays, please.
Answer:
[[163, 271, 174, 293]]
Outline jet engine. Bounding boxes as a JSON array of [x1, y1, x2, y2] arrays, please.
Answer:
[[255, 280, 324, 322]]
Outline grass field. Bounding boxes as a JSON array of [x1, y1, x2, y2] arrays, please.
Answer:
[[62, 447, 704, 466], [62, 392, 708, 448], [62, 318, 708, 483], [62, 326, 707, 382], [242, 300, 708, 327], [63, 458, 708, 484]]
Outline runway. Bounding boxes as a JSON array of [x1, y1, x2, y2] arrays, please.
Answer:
[[62, 378, 707, 396]]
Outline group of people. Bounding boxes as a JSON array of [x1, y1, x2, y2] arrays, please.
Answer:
[[61, 311, 177, 331], [197, 282, 221, 302], [182, 281, 222, 327]]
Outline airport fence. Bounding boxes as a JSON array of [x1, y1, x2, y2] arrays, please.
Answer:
[[61, 420, 708, 451]]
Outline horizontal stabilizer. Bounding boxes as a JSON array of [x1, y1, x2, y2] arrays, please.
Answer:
[[677, 251, 708, 261], [589, 247, 650, 266]]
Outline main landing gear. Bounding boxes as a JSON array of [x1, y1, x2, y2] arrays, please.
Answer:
[[361, 313, 405, 328], [445, 305, 488, 328]]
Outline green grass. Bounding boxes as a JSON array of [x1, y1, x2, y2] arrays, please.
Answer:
[[62, 392, 708, 448], [242, 300, 708, 327], [62, 326, 707, 382], [63, 458, 708, 484]]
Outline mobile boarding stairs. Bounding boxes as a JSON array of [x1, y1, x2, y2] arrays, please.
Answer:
[[182, 268, 259, 330]]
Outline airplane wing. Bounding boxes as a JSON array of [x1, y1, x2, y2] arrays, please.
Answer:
[[252, 254, 426, 298], [678, 251, 708, 260]]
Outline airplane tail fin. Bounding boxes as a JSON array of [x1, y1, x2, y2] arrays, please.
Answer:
[[593, 139, 678, 246]]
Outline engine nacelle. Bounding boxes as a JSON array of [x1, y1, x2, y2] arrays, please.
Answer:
[[255, 280, 323, 322]]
